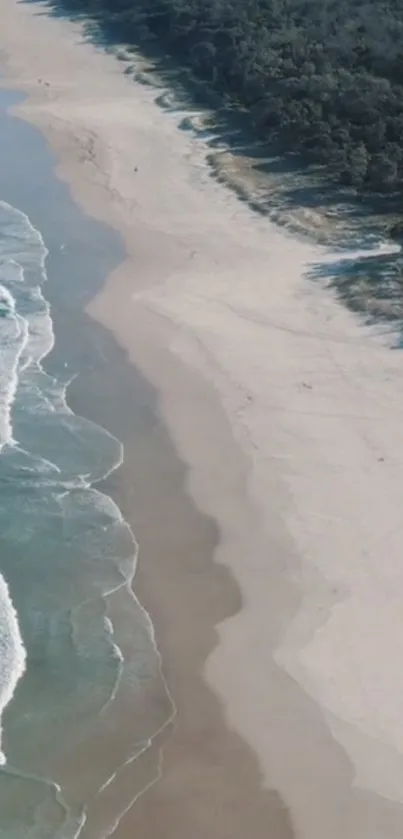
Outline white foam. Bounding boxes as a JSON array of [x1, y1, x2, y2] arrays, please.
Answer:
[[0, 201, 49, 762], [0, 202, 50, 449], [0, 200, 132, 786], [0, 199, 166, 814], [0, 572, 26, 764], [0, 283, 29, 447]]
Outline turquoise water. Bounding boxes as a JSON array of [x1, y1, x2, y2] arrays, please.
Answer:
[[0, 90, 173, 836], [0, 201, 168, 836]]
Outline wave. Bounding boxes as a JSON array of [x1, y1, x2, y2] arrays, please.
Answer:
[[0, 281, 28, 448], [0, 200, 49, 770], [0, 201, 173, 837], [0, 574, 26, 766]]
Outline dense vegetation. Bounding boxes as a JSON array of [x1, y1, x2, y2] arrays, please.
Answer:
[[53, 0, 403, 195]]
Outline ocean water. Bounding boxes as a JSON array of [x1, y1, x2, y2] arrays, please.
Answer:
[[0, 200, 170, 837]]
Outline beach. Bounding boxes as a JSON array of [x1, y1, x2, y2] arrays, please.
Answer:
[[1, 0, 403, 836]]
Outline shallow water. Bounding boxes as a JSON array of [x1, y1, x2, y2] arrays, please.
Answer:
[[0, 189, 170, 837]]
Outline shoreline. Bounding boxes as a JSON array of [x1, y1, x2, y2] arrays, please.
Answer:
[[0, 11, 298, 839], [0, 95, 178, 834], [2, 1, 403, 837], [0, 86, 289, 838]]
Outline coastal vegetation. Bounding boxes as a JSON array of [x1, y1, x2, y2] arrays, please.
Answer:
[[47, 0, 403, 197]]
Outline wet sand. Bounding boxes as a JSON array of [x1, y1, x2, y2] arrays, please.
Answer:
[[65, 310, 294, 839], [2, 0, 403, 837], [0, 82, 293, 838], [0, 8, 296, 839]]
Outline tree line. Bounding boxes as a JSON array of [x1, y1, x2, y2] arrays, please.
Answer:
[[48, 0, 403, 195]]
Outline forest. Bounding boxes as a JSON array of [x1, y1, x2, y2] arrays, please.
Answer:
[[49, 0, 403, 196]]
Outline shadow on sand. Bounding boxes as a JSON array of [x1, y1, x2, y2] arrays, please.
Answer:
[[21, 0, 403, 340], [309, 250, 403, 338]]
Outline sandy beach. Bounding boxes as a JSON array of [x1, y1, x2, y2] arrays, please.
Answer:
[[2, 0, 403, 836]]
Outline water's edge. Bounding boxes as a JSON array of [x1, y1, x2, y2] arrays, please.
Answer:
[[0, 87, 175, 837]]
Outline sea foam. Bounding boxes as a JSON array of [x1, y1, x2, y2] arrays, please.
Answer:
[[0, 574, 26, 765], [0, 200, 49, 763], [0, 198, 171, 838]]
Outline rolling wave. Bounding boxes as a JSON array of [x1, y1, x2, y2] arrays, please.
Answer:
[[0, 200, 173, 838]]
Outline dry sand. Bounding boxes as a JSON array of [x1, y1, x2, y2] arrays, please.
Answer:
[[2, 1, 403, 836]]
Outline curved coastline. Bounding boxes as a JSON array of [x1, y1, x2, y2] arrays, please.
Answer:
[[2, 2, 403, 838], [0, 46, 294, 839], [0, 195, 175, 835]]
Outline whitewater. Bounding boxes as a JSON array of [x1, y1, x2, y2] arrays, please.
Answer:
[[0, 200, 172, 838]]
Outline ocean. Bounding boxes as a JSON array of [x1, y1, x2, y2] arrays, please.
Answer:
[[0, 96, 172, 838]]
